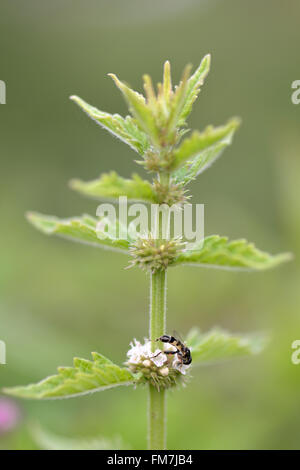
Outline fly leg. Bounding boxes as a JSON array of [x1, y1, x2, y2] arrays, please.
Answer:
[[164, 350, 178, 356], [151, 350, 177, 359], [151, 351, 162, 359]]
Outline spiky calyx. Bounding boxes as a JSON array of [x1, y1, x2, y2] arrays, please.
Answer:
[[141, 147, 178, 173], [153, 180, 189, 206], [130, 360, 186, 390], [128, 237, 185, 273]]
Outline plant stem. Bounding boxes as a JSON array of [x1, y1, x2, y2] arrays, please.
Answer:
[[147, 170, 169, 450], [148, 379, 166, 450], [150, 270, 167, 348], [148, 269, 167, 450]]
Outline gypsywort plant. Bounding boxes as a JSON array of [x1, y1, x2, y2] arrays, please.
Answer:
[[4, 55, 291, 450]]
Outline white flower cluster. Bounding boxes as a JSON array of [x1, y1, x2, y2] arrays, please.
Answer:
[[127, 339, 190, 375]]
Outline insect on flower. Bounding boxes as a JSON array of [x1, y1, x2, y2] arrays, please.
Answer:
[[153, 334, 192, 365]]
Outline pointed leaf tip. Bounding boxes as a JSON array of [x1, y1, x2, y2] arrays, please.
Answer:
[[202, 53, 211, 66], [186, 327, 267, 365], [174, 235, 292, 271], [108, 73, 122, 88], [143, 74, 156, 105], [26, 211, 34, 221], [163, 60, 172, 98], [26, 212, 131, 253], [3, 352, 134, 399], [108, 72, 159, 145], [178, 54, 212, 124], [69, 94, 150, 154]]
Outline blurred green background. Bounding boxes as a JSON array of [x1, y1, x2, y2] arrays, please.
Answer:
[[0, 0, 299, 450]]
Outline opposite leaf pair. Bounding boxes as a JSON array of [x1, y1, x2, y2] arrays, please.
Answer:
[[4, 328, 265, 400], [26, 211, 291, 272]]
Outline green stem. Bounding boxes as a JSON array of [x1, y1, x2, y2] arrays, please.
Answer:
[[148, 379, 166, 450], [147, 169, 169, 450], [150, 270, 167, 348], [148, 269, 167, 450]]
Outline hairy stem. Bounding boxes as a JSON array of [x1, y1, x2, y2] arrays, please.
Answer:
[[150, 270, 167, 348], [148, 269, 167, 450], [148, 379, 166, 450], [147, 169, 169, 450]]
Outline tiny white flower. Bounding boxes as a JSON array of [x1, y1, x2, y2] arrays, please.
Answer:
[[150, 350, 167, 367], [172, 359, 190, 375], [141, 340, 152, 357], [127, 339, 144, 364]]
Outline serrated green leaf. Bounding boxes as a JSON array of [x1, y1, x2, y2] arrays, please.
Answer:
[[178, 54, 211, 125], [166, 64, 192, 138], [91, 351, 113, 365], [174, 235, 292, 270], [172, 118, 240, 184], [32, 425, 126, 450], [186, 327, 267, 365], [70, 95, 150, 155], [26, 212, 131, 253], [70, 171, 156, 203], [3, 353, 135, 399], [109, 73, 160, 146], [163, 60, 172, 106]]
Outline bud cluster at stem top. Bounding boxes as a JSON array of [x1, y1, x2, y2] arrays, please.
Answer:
[[70, 55, 243, 209], [128, 236, 186, 273]]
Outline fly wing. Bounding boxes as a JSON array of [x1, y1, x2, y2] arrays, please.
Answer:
[[171, 329, 185, 345]]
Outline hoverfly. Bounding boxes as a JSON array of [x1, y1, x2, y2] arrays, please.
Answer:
[[154, 334, 192, 365]]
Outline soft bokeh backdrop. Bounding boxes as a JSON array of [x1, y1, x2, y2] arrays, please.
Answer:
[[0, 0, 299, 449]]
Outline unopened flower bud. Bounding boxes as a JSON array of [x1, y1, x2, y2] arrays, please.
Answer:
[[142, 359, 151, 368], [159, 367, 169, 377]]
